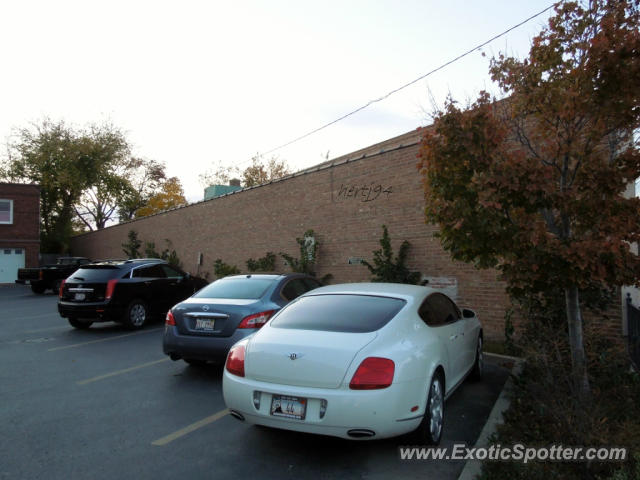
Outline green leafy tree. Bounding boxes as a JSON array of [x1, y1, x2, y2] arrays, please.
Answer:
[[71, 123, 133, 230], [117, 158, 167, 222], [417, 0, 640, 398], [361, 225, 421, 284], [2, 119, 138, 248]]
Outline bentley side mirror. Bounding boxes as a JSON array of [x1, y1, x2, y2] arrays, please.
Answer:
[[462, 308, 476, 319]]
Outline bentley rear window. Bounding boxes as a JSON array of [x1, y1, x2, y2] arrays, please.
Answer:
[[270, 294, 406, 333]]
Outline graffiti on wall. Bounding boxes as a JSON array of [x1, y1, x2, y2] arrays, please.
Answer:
[[335, 183, 393, 203]]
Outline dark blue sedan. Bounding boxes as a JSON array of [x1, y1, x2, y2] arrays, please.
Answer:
[[163, 273, 322, 366]]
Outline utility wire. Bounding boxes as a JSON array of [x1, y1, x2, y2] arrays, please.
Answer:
[[256, 2, 557, 159]]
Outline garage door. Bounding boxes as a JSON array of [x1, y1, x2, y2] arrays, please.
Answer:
[[0, 248, 25, 283]]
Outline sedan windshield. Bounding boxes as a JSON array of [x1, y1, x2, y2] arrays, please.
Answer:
[[193, 277, 275, 300], [270, 294, 406, 333]]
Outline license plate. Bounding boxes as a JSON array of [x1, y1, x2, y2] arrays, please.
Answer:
[[194, 319, 216, 331], [74, 293, 86, 301], [270, 395, 307, 420]]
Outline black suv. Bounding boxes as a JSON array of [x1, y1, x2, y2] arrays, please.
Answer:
[[58, 259, 208, 330]]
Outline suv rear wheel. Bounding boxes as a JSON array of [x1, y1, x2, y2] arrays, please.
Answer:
[[68, 317, 93, 329], [124, 299, 148, 329]]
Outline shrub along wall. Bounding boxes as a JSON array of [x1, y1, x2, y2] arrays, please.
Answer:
[[70, 129, 512, 341]]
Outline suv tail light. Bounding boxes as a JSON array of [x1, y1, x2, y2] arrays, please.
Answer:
[[349, 357, 395, 390], [105, 279, 118, 299], [165, 310, 176, 326], [58, 279, 66, 298], [226, 345, 246, 377], [237, 310, 275, 329]]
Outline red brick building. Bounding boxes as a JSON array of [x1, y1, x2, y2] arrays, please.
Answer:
[[0, 183, 40, 283], [70, 129, 514, 341]]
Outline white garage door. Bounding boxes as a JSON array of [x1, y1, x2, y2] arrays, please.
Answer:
[[0, 248, 25, 283]]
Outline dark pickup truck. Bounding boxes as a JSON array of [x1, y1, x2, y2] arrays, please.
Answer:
[[16, 257, 91, 294]]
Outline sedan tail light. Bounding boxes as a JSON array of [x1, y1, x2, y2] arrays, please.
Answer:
[[105, 279, 118, 299], [237, 310, 275, 329], [349, 357, 395, 390], [58, 279, 66, 298], [226, 345, 246, 377], [165, 310, 176, 326]]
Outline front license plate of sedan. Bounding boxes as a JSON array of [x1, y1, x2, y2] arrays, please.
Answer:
[[270, 395, 307, 420], [194, 319, 215, 331]]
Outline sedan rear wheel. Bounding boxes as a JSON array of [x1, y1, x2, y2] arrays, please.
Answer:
[[409, 373, 444, 445], [124, 299, 148, 330]]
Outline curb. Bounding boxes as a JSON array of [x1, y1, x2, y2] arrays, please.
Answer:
[[457, 353, 524, 480]]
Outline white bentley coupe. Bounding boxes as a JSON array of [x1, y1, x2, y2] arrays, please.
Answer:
[[222, 283, 483, 443]]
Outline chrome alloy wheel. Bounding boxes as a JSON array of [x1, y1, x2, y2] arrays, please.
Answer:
[[429, 378, 444, 441]]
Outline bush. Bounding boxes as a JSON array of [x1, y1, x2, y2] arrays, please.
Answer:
[[122, 230, 141, 258], [214, 259, 240, 278], [480, 317, 640, 480], [246, 252, 276, 272], [361, 225, 420, 284], [144, 239, 182, 268]]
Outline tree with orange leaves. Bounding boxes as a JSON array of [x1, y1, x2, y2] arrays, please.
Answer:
[[135, 177, 187, 218], [418, 0, 640, 398]]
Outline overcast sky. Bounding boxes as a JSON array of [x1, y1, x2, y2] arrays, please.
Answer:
[[0, 0, 556, 202]]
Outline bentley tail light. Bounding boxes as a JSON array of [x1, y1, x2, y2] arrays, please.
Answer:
[[349, 357, 395, 390], [226, 345, 246, 377], [165, 310, 176, 326], [237, 310, 275, 329], [58, 279, 66, 298]]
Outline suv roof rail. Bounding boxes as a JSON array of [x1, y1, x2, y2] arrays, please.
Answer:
[[124, 258, 166, 263]]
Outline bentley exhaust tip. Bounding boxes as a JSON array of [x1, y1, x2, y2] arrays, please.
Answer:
[[229, 410, 245, 421], [347, 429, 375, 438]]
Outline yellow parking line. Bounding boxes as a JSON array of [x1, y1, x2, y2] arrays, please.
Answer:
[[77, 358, 170, 385], [152, 409, 230, 446], [48, 327, 162, 352]]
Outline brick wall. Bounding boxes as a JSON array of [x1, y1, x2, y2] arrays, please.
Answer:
[[0, 183, 40, 267], [70, 130, 513, 341]]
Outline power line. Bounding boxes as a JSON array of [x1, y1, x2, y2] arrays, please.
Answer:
[[256, 2, 557, 159]]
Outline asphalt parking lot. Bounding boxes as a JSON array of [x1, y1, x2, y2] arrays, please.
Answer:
[[0, 285, 512, 480]]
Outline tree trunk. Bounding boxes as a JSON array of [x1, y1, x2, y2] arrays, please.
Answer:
[[564, 286, 590, 399]]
